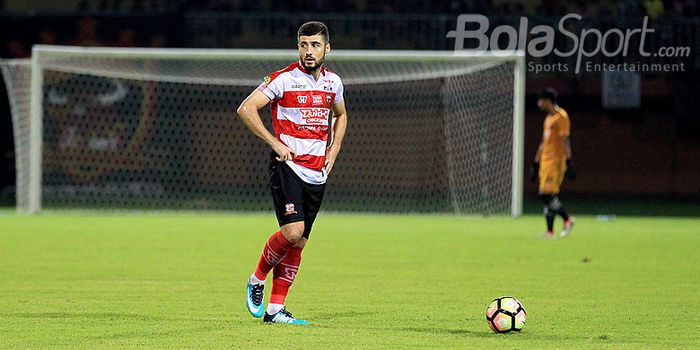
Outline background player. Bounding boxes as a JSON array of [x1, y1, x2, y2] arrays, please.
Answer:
[[530, 88, 576, 238], [236, 21, 347, 324]]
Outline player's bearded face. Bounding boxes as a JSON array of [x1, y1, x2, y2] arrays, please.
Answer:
[[298, 34, 329, 71], [302, 51, 325, 70]]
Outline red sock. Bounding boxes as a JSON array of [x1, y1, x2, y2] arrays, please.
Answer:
[[270, 246, 303, 305], [254, 231, 294, 281]]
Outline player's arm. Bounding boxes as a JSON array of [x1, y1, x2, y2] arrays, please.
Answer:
[[530, 140, 543, 183], [561, 116, 576, 180], [534, 141, 543, 163], [236, 89, 295, 161], [325, 100, 347, 174], [563, 136, 576, 179], [564, 136, 572, 160]]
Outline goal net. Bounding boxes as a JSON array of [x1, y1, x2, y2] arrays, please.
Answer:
[[1, 46, 524, 215]]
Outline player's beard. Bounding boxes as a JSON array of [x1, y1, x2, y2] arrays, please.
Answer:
[[302, 52, 325, 72]]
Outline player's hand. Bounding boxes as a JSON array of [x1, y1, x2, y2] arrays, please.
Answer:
[[273, 142, 295, 162], [565, 159, 577, 180], [529, 162, 539, 183], [325, 147, 339, 174]]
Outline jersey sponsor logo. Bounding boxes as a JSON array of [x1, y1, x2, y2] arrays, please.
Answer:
[[284, 203, 297, 215], [312, 95, 323, 106], [323, 85, 333, 91], [297, 95, 308, 104], [298, 124, 328, 132], [291, 84, 307, 89], [299, 108, 330, 124]]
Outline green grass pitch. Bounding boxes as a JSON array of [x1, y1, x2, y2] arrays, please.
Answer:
[[1, 212, 699, 349]]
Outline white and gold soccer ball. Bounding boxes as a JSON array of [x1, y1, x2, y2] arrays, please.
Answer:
[[485, 296, 527, 333]]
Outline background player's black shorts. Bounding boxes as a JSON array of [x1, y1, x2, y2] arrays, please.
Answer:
[[269, 154, 326, 239]]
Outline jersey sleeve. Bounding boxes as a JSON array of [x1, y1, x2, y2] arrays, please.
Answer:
[[333, 78, 344, 104], [257, 73, 284, 100], [558, 115, 570, 137]]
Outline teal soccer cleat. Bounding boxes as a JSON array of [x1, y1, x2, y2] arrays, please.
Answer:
[[263, 308, 311, 325], [246, 281, 265, 318]]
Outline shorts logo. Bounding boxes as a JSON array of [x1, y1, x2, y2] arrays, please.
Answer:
[[285, 203, 297, 215], [312, 95, 323, 106], [297, 95, 308, 104]]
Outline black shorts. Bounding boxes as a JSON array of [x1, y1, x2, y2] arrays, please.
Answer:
[[269, 154, 326, 239]]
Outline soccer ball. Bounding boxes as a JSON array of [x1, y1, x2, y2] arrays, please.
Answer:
[[485, 296, 527, 333]]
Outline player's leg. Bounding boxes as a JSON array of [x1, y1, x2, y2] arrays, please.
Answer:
[[264, 226, 310, 325], [265, 181, 325, 324], [262, 163, 315, 325], [265, 236, 307, 324], [540, 193, 574, 238], [553, 161, 574, 237], [539, 194, 556, 237], [538, 161, 559, 237], [266, 223, 304, 317], [253, 222, 305, 282], [247, 231, 292, 318], [269, 237, 306, 315], [546, 195, 574, 237], [556, 197, 570, 222], [556, 196, 574, 238], [246, 159, 305, 318]]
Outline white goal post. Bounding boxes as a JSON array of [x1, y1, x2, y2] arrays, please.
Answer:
[[3, 45, 525, 216]]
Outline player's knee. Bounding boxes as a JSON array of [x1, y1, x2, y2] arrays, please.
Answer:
[[295, 238, 307, 249], [281, 222, 305, 244]]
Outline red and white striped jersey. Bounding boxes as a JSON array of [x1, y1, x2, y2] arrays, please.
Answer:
[[258, 61, 344, 185]]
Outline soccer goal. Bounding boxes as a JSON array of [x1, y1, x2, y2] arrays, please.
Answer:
[[1, 45, 525, 215]]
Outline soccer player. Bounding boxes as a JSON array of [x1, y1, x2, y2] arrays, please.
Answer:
[[236, 21, 347, 324], [530, 88, 576, 238]]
